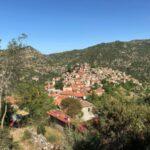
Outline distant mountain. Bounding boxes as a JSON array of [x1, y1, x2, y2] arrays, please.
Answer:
[[1, 39, 150, 83], [1, 46, 48, 68], [48, 39, 150, 82]]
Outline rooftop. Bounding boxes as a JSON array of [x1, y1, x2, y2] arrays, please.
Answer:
[[47, 110, 71, 124]]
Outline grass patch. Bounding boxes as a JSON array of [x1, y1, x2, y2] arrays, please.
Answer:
[[22, 130, 32, 140], [45, 126, 63, 144]]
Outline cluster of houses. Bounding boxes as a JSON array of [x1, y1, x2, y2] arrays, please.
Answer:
[[5, 62, 141, 132], [45, 63, 141, 129]]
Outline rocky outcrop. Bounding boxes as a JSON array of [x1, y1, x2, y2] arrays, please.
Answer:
[[28, 129, 61, 150]]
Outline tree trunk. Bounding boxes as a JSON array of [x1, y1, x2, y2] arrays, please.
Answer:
[[1, 103, 7, 129], [0, 93, 2, 117], [0, 88, 3, 117]]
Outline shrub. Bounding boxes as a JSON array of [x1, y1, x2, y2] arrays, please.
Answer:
[[22, 130, 32, 140], [47, 134, 57, 143], [0, 128, 18, 149], [37, 124, 46, 135], [55, 79, 64, 90]]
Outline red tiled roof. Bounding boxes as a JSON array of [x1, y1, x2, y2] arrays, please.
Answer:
[[48, 93, 58, 98], [73, 92, 85, 98], [61, 91, 74, 95], [53, 95, 69, 106], [47, 110, 71, 124]]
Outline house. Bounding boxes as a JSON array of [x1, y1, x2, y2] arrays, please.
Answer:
[[78, 99, 95, 122], [95, 88, 105, 96], [47, 110, 88, 133], [47, 110, 71, 128], [63, 86, 73, 92]]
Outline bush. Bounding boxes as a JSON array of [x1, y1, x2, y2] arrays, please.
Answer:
[[55, 79, 64, 90], [47, 134, 57, 143], [0, 128, 18, 149], [37, 124, 46, 135], [22, 130, 32, 140]]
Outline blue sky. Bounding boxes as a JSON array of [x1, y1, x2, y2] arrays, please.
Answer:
[[0, 0, 150, 54]]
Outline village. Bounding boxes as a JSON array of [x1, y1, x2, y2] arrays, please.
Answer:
[[44, 63, 141, 131], [4, 63, 141, 130], [1, 61, 148, 150]]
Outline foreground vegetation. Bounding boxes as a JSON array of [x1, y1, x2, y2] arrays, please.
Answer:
[[61, 82, 150, 150]]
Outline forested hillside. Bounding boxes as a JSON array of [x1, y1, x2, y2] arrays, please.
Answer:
[[1, 39, 150, 82], [48, 40, 150, 82]]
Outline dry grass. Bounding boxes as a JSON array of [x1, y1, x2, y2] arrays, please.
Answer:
[[45, 126, 63, 144], [10, 127, 35, 150]]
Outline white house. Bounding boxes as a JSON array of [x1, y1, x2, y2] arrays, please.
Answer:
[[78, 99, 95, 121]]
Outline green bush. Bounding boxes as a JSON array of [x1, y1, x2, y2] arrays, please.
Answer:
[[61, 98, 82, 117], [65, 85, 150, 150], [55, 79, 64, 90], [47, 134, 57, 143], [37, 124, 46, 135]]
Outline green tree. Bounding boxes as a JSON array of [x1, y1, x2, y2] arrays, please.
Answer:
[[18, 82, 56, 123], [0, 34, 27, 129], [61, 98, 82, 118], [55, 79, 64, 90]]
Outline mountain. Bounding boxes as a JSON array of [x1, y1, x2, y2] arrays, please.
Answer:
[[0, 46, 50, 72], [48, 39, 150, 82], [1, 39, 150, 83]]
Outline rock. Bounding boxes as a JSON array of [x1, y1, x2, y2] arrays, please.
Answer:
[[26, 129, 60, 150]]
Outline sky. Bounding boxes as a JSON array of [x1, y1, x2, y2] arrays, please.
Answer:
[[0, 0, 150, 54]]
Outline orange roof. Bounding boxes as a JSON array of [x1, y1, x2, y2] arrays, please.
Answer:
[[73, 92, 85, 98], [61, 91, 74, 96], [95, 88, 105, 93], [54, 95, 68, 106], [48, 93, 58, 98], [47, 110, 71, 124]]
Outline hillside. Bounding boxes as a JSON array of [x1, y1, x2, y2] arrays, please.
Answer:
[[0, 46, 53, 76], [1, 39, 150, 83], [48, 39, 150, 82]]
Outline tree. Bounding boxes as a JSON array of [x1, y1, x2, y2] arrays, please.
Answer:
[[17, 81, 56, 123], [55, 79, 64, 90], [0, 34, 27, 129], [61, 98, 82, 118]]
